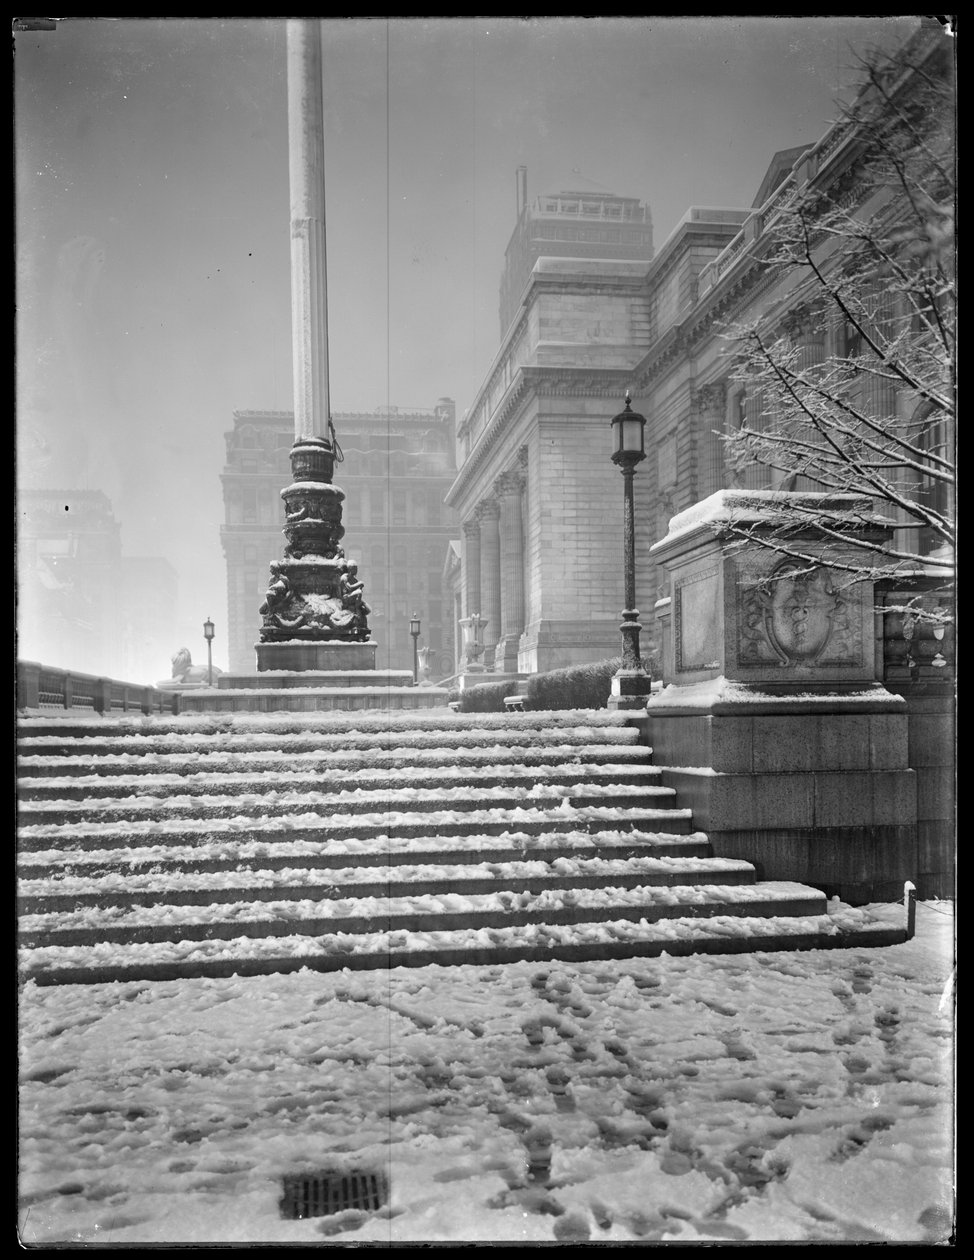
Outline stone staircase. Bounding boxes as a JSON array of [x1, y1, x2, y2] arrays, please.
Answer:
[[16, 709, 909, 986]]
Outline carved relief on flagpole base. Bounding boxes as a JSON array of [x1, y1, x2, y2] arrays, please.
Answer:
[[258, 434, 371, 644], [258, 557, 371, 642]]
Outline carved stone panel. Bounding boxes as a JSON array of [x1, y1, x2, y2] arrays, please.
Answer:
[[674, 567, 721, 673], [737, 560, 861, 669]]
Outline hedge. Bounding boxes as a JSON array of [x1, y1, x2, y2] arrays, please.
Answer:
[[525, 657, 623, 711], [453, 679, 519, 712], [451, 655, 659, 713]]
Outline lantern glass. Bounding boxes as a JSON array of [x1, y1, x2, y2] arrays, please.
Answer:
[[610, 396, 646, 460], [410, 614, 421, 638], [622, 414, 644, 454], [203, 617, 215, 642]]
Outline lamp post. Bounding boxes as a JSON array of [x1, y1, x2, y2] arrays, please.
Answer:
[[203, 617, 215, 686], [409, 612, 421, 685], [608, 392, 652, 709]]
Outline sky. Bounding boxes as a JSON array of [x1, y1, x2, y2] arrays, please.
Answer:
[[19, 900, 953, 1244], [15, 16, 925, 673]]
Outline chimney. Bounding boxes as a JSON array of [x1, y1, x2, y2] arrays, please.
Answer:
[[516, 165, 528, 220]]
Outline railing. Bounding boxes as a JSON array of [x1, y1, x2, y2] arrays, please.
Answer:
[[17, 661, 181, 716], [877, 581, 954, 687]]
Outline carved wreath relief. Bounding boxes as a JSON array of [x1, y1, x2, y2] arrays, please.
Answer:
[[739, 560, 855, 668]]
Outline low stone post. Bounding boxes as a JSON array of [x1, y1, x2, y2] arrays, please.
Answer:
[[92, 678, 109, 715], [645, 491, 918, 904], [17, 661, 41, 711]]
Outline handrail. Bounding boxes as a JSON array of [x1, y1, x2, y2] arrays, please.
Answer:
[[16, 660, 181, 716]]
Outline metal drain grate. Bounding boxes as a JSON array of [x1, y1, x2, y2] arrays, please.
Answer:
[[279, 1168, 389, 1220]]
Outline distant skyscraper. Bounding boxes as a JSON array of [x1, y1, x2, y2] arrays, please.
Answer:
[[221, 400, 459, 675], [17, 490, 177, 682], [499, 170, 654, 337]]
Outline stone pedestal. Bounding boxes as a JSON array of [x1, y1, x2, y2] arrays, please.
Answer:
[[644, 491, 918, 904], [252, 641, 376, 673], [607, 668, 653, 711]]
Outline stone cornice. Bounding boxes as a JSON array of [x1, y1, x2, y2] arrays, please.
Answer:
[[631, 259, 780, 390], [446, 365, 631, 509], [232, 407, 445, 425]]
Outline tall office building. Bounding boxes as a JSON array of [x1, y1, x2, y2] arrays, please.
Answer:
[[499, 169, 655, 337], [17, 489, 177, 683], [221, 399, 459, 675]]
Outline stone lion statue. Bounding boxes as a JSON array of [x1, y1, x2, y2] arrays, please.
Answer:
[[171, 647, 222, 684]]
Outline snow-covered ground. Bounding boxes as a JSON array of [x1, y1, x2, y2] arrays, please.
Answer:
[[18, 900, 954, 1245]]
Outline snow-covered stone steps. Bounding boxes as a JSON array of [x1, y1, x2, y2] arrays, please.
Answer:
[[19, 783, 683, 828], [14, 709, 641, 756], [18, 807, 697, 858], [19, 706, 906, 981], [19, 882, 829, 951], [17, 761, 664, 800], [19, 852, 758, 913], [17, 828, 714, 879], [16, 741, 649, 778], [19, 908, 910, 988]]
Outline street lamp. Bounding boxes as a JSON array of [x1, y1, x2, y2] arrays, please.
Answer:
[[608, 392, 652, 709], [409, 612, 421, 685], [203, 616, 215, 686]]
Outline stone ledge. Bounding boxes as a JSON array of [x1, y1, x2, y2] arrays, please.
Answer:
[[219, 670, 413, 690], [646, 678, 906, 717]]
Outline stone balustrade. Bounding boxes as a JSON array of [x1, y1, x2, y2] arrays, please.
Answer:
[[17, 661, 181, 715]]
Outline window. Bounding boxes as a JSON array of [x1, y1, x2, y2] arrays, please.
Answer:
[[393, 492, 407, 527], [839, 318, 863, 358], [371, 544, 385, 571], [242, 487, 257, 524]]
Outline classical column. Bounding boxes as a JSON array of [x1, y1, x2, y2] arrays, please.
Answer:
[[785, 304, 826, 376], [690, 383, 727, 500], [459, 517, 484, 669], [476, 499, 502, 667], [494, 469, 526, 672], [739, 386, 770, 490], [288, 18, 330, 441], [782, 304, 827, 491], [461, 518, 481, 620], [861, 292, 895, 423]]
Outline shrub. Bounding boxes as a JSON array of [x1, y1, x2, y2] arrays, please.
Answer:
[[525, 658, 622, 711], [456, 680, 519, 712]]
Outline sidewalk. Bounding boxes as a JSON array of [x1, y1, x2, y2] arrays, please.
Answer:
[[19, 900, 954, 1245]]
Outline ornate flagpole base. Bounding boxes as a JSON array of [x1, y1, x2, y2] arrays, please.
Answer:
[[256, 436, 377, 674]]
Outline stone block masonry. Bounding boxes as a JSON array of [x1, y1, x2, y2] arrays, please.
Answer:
[[645, 492, 921, 905]]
